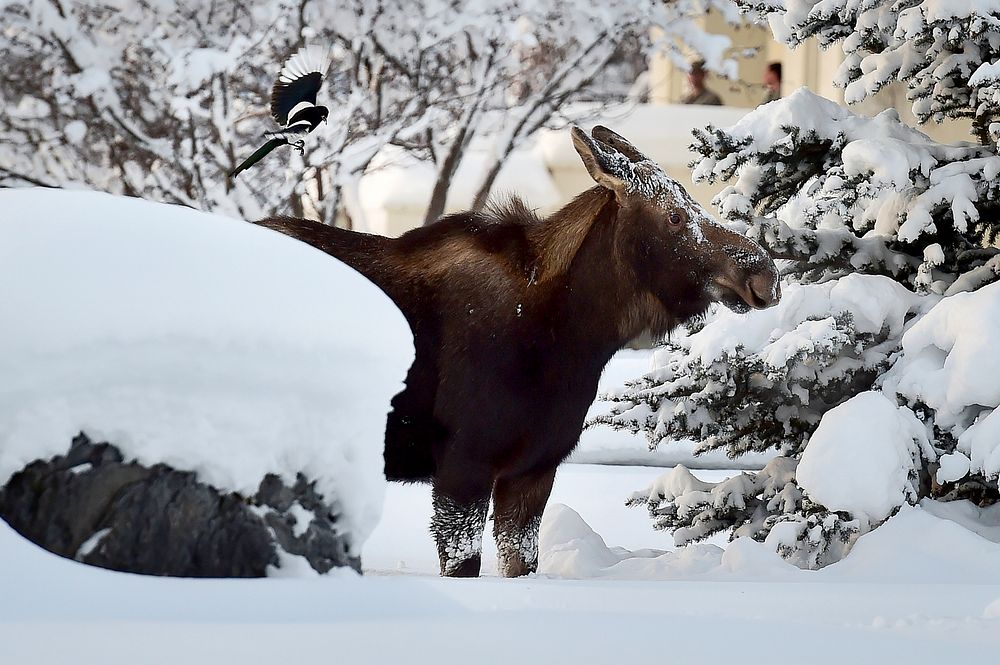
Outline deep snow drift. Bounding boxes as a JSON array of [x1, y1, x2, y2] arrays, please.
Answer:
[[0, 188, 413, 551]]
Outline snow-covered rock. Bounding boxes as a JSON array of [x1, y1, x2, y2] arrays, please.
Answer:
[[0, 189, 413, 574], [797, 392, 934, 525]]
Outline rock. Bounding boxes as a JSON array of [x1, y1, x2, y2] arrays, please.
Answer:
[[0, 434, 360, 577]]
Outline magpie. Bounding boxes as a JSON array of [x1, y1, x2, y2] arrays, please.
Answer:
[[229, 46, 330, 179]]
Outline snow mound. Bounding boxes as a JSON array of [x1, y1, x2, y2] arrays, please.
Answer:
[[538, 502, 796, 580], [884, 280, 1000, 479], [797, 392, 934, 524], [817, 504, 1000, 585], [0, 189, 413, 551], [920, 498, 1000, 544], [539, 500, 1000, 585]]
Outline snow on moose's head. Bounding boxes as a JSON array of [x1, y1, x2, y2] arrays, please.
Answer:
[[571, 125, 780, 327]]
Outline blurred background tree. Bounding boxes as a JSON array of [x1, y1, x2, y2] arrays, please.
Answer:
[[0, 0, 739, 229]]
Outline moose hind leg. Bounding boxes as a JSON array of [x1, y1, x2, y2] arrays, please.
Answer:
[[430, 489, 489, 577], [492, 468, 556, 578]]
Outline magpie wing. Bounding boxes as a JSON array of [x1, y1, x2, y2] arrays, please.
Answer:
[[270, 46, 327, 125]]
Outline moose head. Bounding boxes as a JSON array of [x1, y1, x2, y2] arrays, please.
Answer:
[[571, 125, 780, 328]]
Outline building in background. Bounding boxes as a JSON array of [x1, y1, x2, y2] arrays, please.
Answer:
[[648, 12, 974, 145]]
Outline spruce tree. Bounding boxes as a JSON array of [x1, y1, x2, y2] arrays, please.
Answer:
[[597, 0, 1000, 567]]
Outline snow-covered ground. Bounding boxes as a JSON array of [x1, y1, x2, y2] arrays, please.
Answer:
[[363, 463, 738, 575], [3, 465, 999, 663]]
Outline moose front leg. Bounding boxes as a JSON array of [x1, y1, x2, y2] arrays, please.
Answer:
[[492, 468, 557, 578], [430, 486, 490, 577]]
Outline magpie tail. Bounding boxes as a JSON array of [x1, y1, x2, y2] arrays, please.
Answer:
[[229, 137, 289, 179]]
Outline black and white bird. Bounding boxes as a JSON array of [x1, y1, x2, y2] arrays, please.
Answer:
[[229, 46, 330, 179]]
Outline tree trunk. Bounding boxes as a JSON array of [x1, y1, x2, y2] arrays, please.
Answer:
[[423, 130, 471, 225], [471, 158, 504, 211], [422, 53, 496, 226]]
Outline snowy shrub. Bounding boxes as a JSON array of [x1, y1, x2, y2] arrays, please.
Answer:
[[627, 458, 802, 548], [598, 0, 1000, 568], [796, 392, 935, 526]]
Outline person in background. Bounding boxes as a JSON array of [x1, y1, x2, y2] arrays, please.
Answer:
[[763, 62, 782, 104], [682, 60, 722, 106]]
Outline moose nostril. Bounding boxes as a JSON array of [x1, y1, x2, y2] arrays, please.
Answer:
[[747, 272, 779, 308]]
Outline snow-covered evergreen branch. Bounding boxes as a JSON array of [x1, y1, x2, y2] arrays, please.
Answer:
[[692, 89, 1000, 292]]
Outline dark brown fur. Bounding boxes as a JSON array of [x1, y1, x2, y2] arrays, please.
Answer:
[[256, 128, 779, 577]]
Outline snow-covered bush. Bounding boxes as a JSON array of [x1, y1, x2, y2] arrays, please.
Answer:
[[598, 1, 1000, 567], [0, 189, 412, 575]]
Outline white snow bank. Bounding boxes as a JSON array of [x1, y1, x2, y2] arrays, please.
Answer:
[[815, 504, 1000, 584], [0, 189, 413, 552], [538, 500, 1000, 585], [920, 498, 1000, 544], [884, 279, 1000, 479], [537, 502, 795, 581], [797, 392, 934, 524], [4, 507, 1000, 664]]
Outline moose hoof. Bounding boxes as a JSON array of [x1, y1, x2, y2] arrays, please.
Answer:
[[442, 555, 481, 578], [498, 557, 536, 578]]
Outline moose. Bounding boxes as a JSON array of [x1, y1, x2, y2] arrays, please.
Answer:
[[258, 126, 780, 577]]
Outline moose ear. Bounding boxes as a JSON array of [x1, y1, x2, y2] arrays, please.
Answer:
[[591, 126, 649, 163], [571, 126, 629, 198]]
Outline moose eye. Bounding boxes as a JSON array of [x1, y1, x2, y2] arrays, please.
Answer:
[[667, 211, 685, 227]]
